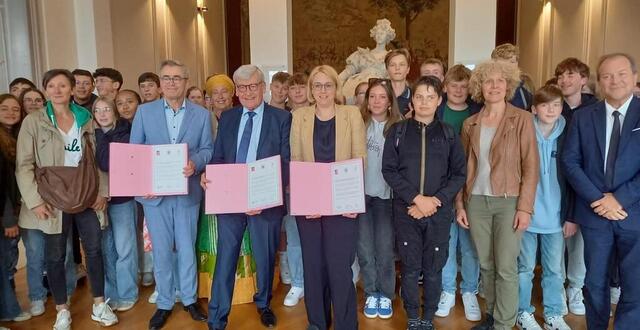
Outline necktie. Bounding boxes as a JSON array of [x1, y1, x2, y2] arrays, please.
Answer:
[[605, 111, 621, 189], [236, 111, 256, 163]]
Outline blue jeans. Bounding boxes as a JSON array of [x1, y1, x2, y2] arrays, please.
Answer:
[[441, 220, 479, 294], [21, 228, 76, 302], [103, 200, 139, 304], [0, 242, 21, 319], [518, 231, 565, 317], [357, 196, 395, 299], [562, 228, 585, 288], [284, 214, 304, 288]]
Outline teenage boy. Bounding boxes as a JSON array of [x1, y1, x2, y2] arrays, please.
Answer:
[[138, 72, 162, 103], [553, 57, 598, 316], [419, 58, 446, 82], [516, 85, 572, 330], [434, 64, 482, 322], [72, 69, 98, 110], [385, 48, 412, 115], [93, 68, 123, 100], [269, 72, 290, 110], [382, 76, 466, 330]]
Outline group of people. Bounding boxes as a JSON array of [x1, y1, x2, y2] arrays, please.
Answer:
[[0, 42, 638, 330]]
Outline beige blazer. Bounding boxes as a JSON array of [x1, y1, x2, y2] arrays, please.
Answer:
[[290, 104, 367, 165]]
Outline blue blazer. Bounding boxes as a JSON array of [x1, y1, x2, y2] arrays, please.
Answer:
[[561, 97, 640, 230], [130, 98, 214, 207], [211, 103, 292, 217]]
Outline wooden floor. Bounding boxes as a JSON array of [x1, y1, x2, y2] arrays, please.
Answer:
[[1, 268, 612, 330]]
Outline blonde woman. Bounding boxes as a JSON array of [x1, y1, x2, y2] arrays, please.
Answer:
[[456, 60, 539, 330], [290, 65, 366, 330]]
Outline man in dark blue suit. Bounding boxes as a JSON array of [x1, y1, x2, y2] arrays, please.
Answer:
[[203, 65, 291, 330], [562, 53, 640, 329]]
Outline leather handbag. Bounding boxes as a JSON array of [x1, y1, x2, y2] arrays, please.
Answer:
[[35, 134, 99, 214]]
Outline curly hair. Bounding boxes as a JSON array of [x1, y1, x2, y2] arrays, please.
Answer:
[[369, 19, 396, 45], [469, 60, 522, 104]]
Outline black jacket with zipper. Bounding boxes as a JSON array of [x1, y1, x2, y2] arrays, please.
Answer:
[[382, 118, 467, 220]]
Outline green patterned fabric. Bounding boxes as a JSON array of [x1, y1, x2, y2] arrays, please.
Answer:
[[196, 209, 256, 278]]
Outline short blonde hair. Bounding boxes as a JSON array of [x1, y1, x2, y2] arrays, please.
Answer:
[[491, 43, 519, 61], [469, 60, 521, 104], [307, 65, 344, 105]]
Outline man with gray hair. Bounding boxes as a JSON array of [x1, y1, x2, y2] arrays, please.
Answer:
[[202, 64, 291, 329], [130, 59, 213, 329]]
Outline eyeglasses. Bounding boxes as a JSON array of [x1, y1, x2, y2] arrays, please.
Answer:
[[161, 76, 187, 84], [236, 83, 262, 92], [94, 107, 113, 114], [24, 97, 44, 104], [312, 82, 335, 91]]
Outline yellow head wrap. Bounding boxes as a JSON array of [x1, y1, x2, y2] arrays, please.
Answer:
[[205, 74, 235, 96]]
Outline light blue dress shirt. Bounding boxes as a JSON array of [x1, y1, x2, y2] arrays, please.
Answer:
[[235, 102, 265, 163], [164, 99, 187, 144]]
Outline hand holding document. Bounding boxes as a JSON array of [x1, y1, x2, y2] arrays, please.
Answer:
[[205, 155, 283, 214], [109, 143, 188, 197], [290, 158, 365, 216]]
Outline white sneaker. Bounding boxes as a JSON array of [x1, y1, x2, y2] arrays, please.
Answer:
[[363, 295, 378, 318], [435, 291, 455, 317], [91, 299, 119, 326], [516, 312, 543, 330], [117, 300, 137, 312], [610, 287, 621, 305], [148, 291, 158, 304], [544, 315, 571, 330], [53, 309, 72, 330], [279, 252, 292, 285], [30, 299, 46, 317], [566, 286, 585, 315], [1, 311, 31, 322], [283, 286, 304, 307], [462, 292, 481, 321]]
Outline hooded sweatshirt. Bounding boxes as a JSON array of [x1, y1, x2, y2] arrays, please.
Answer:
[[530, 115, 566, 234]]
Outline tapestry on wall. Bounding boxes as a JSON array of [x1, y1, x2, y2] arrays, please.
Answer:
[[291, 0, 449, 81]]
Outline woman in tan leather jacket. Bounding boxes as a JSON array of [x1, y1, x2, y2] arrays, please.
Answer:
[[455, 60, 540, 330]]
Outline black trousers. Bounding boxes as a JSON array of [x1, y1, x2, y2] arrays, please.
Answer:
[[45, 209, 104, 305], [297, 215, 358, 330], [394, 202, 451, 320]]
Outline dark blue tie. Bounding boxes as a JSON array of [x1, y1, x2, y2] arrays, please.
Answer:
[[605, 111, 621, 189], [236, 111, 256, 163]]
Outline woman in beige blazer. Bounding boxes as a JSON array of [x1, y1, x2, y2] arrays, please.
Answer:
[[290, 65, 366, 330], [15, 69, 115, 329]]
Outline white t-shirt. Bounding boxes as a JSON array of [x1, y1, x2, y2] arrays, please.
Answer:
[[59, 119, 83, 167]]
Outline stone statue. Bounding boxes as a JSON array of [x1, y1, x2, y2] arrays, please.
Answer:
[[338, 19, 396, 102]]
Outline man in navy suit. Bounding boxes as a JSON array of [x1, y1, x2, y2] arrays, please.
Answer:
[[130, 60, 213, 330], [203, 65, 291, 330], [562, 53, 640, 329]]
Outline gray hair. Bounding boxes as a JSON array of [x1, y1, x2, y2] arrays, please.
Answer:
[[159, 59, 189, 79], [233, 64, 264, 83]]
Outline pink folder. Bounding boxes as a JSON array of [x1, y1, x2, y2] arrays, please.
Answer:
[[109, 143, 188, 197], [205, 155, 283, 214], [290, 159, 365, 216]]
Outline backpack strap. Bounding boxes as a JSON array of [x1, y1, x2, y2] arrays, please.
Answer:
[[394, 120, 408, 150]]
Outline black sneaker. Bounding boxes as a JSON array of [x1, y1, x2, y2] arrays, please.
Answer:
[[471, 313, 494, 330], [420, 319, 435, 330], [407, 318, 421, 330]]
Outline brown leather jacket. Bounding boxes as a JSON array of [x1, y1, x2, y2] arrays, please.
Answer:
[[459, 103, 539, 214]]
